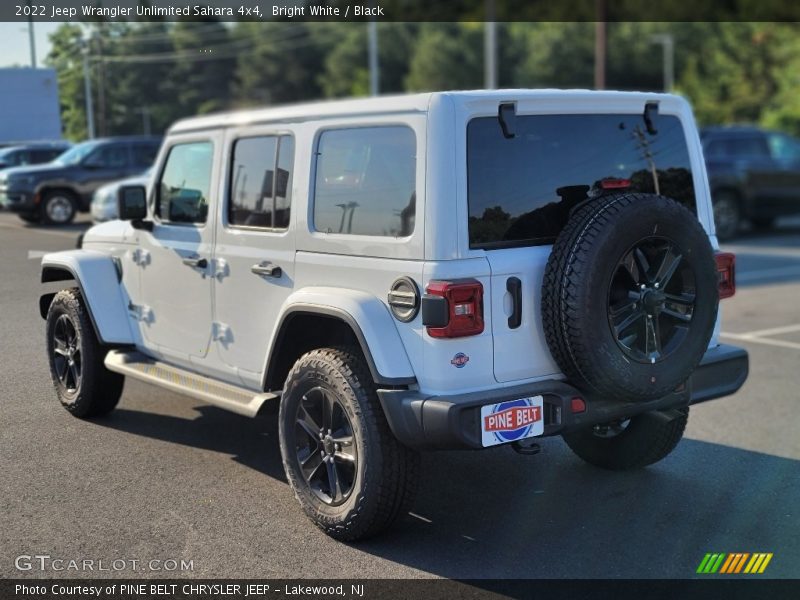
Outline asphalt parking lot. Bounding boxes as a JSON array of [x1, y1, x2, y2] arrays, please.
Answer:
[[1, 211, 798, 580]]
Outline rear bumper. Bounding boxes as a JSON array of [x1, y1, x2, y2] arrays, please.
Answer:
[[378, 344, 748, 450]]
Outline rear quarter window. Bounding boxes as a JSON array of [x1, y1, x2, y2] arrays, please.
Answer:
[[467, 113, 697, 249], [313, 126, 416, 237]]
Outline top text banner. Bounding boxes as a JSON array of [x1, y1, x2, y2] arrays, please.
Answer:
[[5, 0, 800, 22]]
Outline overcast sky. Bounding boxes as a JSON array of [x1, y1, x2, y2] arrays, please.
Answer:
[[0, 22, 61, 68]]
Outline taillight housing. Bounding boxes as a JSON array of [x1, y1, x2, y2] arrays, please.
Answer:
[[716, 252, 736, 299], [423, 279, 484, 338], [599, 177, 631, 190]]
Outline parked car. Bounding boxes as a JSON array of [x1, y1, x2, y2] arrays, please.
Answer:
[[39, 91, 747, 541], [702, 125, 800, 239], [90, 169, 152, 224], [0, 136, 161, 225], [0, 141, 70, 170]]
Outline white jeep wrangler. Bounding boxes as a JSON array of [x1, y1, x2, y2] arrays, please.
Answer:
[[40, 90, 748, 540]]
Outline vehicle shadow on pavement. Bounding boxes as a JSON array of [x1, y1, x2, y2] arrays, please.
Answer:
[[354, 437, 799, 579], [99, 406, 287, 482]]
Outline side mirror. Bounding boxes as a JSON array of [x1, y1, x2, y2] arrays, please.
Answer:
[[118, 185, 147, 221]]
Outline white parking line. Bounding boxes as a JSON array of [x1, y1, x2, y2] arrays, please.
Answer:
[[0, 221, 83, 239], [721, 331, 800, 351], [27, 250, 48, 260], [729, 323, 800, 338]]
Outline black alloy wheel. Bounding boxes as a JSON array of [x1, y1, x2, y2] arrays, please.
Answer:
[[52, 314, 82, 394], [294, 386, 358, 506], [607, 237, 696, 364]]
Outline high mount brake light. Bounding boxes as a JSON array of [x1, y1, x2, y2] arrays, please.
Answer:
[[424, 279, 484, 338], [716, 252, 736, 299], [599, 178, 632, 190]]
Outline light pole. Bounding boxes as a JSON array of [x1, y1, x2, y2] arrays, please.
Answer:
[[81, 38, 95, 139], [651, 33, 674, 92], [368, 20, 379, 96], [27, 1, 36, 68], [484, 0, 497, 89]]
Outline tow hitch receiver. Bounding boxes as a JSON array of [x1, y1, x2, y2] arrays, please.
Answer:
[[512, 439, 541, 455]]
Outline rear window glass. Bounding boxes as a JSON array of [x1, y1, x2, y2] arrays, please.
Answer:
[[467, 114, 696, 249]]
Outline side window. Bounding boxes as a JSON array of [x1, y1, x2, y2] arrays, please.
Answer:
[[133, 143, 160, 167], [229, 135, 294, 229], [156, 142, 213, 225], [313, 126, 416, 237], [32, 149, 59, 163], [727, 136, 770, 158], [768, 134, 800, 161], [15, 150, 31, 165], [86, 144, 129, 168]]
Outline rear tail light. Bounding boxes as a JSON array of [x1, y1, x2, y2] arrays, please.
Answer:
[[423, 279, 484, 338], [715, 252, 736, 299]]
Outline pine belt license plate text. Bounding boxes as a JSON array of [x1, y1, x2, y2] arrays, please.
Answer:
[[480, 396, 544, 447]]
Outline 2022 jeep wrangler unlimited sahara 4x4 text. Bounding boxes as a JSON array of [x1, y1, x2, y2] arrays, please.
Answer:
[[40, 90, 748, 540]]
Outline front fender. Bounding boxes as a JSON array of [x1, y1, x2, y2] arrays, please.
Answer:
[[272, 287, 416, 385], [41, 250, 134, 345]]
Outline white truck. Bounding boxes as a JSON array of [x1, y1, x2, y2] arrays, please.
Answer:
[[40, 90, 748, 540]]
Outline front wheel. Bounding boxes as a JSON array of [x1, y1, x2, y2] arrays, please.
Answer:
[[279, 347, 419, 541], [563, 407, 689, 470], [46, 289, 124, 417], [41, 190, 77, 225]]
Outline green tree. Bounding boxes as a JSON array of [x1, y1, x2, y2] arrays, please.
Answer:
[[45, 24, 87, 140], [233, 22, 325, 106]]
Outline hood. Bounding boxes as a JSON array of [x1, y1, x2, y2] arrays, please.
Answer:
[[83, 220, 138, 245], [1, 163, 66, 180]]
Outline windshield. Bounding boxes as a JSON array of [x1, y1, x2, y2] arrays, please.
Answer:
[[467, 113, 696, 249], [54, 141, 100, 166]]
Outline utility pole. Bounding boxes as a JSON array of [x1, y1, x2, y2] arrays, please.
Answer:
[[368, 20, 379, 97], [27, 1, 37, 68], [139, 107, 151, 135], [594, 0, 607, 90], [651, 34, 675, 92], [484, 0, 497, 89], [81, 39, 95, 139]]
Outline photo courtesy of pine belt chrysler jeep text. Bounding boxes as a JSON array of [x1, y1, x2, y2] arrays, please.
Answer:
[[39, 90, 749, 541]]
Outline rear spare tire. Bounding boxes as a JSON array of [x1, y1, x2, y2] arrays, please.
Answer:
[[542, 193, 718, 401]]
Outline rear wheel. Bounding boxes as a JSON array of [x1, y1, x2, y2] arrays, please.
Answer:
[[563, 408, 689, 470], [41, 190, 77, 225], [279, 347, 419, 541], [712, 191, 741, 240], [46, 289, 124, 417]]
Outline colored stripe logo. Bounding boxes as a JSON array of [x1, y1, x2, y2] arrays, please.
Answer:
[[697, 552, 773, 574]]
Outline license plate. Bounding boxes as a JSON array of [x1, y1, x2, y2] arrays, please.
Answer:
[[480, 395, 544, 447]]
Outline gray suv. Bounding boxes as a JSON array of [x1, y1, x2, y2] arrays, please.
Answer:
[[0, 136, 161, 225]]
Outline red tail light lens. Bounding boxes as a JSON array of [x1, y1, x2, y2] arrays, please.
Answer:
[[425, 279, 484, 338], [716, 252, 736, 299]]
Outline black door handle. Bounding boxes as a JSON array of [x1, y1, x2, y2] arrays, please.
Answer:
[[507, 277, 522, 329], [182, 256, 208, 269]]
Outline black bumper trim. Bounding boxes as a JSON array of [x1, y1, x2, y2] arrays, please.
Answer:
[[377, 343, 748, 450]]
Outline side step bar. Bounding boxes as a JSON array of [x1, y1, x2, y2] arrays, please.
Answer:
[[104, 350, 278, 417]]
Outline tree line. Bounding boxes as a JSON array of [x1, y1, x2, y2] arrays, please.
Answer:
[[45, 21, 800, 140]]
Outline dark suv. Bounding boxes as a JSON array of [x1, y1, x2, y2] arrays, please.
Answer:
[[0, 136, 161, 225], [0, 142, 70, 171], [702, 126, 800, 239]]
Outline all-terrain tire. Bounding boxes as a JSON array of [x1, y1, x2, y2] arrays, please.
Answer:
[[563, 408, 689, 470], [46, 289, 124, 417], [279, 347, 420, 541], [542, 193, 719, 402]]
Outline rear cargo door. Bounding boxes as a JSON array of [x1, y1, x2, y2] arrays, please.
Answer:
[[465, 105, 702, 383]]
